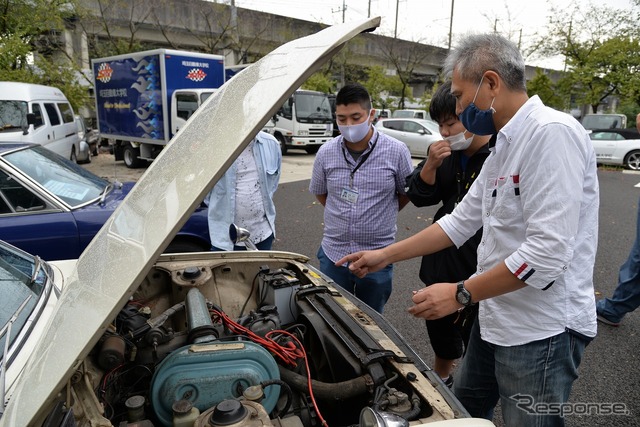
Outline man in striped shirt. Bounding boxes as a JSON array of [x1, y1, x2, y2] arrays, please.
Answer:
[[309, 83, 413, 313]]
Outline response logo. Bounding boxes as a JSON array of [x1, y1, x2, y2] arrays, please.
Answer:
[[96, 63, 113, 83]]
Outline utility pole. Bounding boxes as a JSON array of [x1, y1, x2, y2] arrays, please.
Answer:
[[448, 0, 455, 51], [368, 0, 371, 17], [343, 0, 346, 23], [394, 0, 399, 38], [332, 0, 347, 23]]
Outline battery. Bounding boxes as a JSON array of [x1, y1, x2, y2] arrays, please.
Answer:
[[258, 268, 301, 326]]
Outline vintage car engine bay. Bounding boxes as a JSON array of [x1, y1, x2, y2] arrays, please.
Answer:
[[57, 252, 467, 427]]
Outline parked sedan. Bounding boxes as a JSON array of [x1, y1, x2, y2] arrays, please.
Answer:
[[590, 128, 640, 170], [376, 118, 442, 157], [0, 142, 210, 260], [1, 18, 494, 427]]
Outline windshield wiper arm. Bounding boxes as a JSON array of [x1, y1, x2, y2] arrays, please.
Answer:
[[30, 256, 42, 285], [99, 182, 113, 205], [0, 294, 33, 417]]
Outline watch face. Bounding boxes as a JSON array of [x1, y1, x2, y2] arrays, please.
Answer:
[[456, 292, 470, 305], [456, 284, 471, 305]]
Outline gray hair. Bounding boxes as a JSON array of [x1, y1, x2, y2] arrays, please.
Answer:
[[443, 33, 526, 92]]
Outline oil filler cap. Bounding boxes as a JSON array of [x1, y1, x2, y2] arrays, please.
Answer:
[[183, 266, 202, 280], [209, 400, 248, 426]]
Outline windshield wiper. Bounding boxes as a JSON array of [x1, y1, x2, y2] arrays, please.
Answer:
[[30, 256, 42, 285], [0, 294, 33, 417], [99, 182, 113, 205]]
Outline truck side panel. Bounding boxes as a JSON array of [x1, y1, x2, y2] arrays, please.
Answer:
[[163, 52, 225, 139], [93, 50, 226, 146], [94, 53, 168, 144]]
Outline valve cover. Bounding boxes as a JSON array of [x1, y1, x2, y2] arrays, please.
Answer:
[[150, 341, 280, 426]]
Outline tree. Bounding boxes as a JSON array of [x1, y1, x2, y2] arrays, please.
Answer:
[[376, 35, 439, 110], [362, 66, 401, 109], [531, 2, 640, 114], [527, 69, 564, 110], [302, 72, 335, 94], [0, 0, 89, 109]]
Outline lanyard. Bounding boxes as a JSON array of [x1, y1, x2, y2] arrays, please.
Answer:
[[342, 132, 379, 187]]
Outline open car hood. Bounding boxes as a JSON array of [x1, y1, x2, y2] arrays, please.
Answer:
[[1, 17, 381, 426]]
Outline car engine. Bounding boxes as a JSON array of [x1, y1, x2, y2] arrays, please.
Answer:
[[52, 254, 464, 427]]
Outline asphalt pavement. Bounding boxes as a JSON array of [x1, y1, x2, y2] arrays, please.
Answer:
[[82, 151, 640, 427]]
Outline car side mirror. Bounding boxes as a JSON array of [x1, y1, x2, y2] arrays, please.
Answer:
[[229, 224, 258, 251]]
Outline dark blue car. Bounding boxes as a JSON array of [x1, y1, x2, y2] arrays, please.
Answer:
[[0, 143, 210, 260]]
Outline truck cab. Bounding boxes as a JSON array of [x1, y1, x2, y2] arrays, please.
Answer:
[[271, 90, 333, 154], [171, 88, 217, 136]]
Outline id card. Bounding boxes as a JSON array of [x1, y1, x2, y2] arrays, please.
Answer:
[[340, 187, 359, 204]]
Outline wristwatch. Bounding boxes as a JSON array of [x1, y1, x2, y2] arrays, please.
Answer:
[[455, 280, 474, 307]]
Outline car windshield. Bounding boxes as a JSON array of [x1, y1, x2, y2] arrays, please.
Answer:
[[0, 241, 47, 353], [294, 93, 332, 121], [0, 101, 29, 132], [4, 145, 110, 207], [421, 119, 441, 134]]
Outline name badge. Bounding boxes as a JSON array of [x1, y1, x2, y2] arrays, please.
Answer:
[[340, 187, 359, 204]]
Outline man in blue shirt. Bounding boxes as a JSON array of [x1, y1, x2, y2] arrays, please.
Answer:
[[310, 83, 413, 313]]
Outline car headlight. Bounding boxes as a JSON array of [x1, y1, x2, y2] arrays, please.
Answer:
[[359, 408, 409, 427]]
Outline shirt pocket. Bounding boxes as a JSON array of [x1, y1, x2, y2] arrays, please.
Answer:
[[491, 176, 521, 220]]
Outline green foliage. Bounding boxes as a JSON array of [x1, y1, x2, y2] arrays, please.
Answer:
[[362, 66, 402, 108], [301, 72, 335, 94], [532, 2, 640, 114], [0, 0, 89, 111], [527, 70, 564, 110], [617, 100, 640, 128]]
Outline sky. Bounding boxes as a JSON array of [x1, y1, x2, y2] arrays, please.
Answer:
[[233, 0, 634, 69]]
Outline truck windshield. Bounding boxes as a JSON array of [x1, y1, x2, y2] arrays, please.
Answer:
[[294, 93, 332, 122], [0, 101, 28, 132], [582, 114, 625, 130]]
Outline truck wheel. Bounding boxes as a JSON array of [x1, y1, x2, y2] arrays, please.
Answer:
[[305, 146, 319, 154], [123, 144, 143, 168], [275, 134, 288, 155]]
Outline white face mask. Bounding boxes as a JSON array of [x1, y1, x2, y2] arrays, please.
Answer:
[[444, 131, 474, 151], [339, 111, 371, 143]]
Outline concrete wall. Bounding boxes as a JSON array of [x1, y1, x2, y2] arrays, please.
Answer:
[[66, 0, 557, 102]]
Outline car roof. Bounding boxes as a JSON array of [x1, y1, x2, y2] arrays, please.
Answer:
[[1, 16, 383, 426], [0, 142, 37, 154], [590, 128, 640, 139], [377, 118, 436, 125]]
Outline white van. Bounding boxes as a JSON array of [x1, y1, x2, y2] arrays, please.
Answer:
[[0, 82, 81, 161]]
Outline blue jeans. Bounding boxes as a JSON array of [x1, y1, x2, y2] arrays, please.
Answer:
[[454, 321, 588, 427], [211, 234, 274, 251], [317, 246, 392, 314], [597, 197, 640, 323]]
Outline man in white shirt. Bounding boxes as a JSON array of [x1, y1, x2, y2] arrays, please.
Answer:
[[336, 33, 599, 427]]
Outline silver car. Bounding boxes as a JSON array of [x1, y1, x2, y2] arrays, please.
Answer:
[[376, 118, 442, 157], [1, 17, 494, 427]]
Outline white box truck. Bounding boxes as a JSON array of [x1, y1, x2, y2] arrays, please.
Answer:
[[92, 49, 225, 167]]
